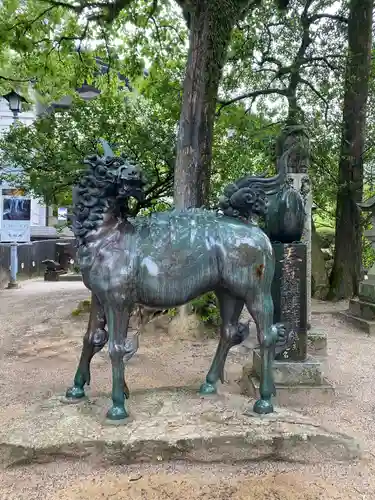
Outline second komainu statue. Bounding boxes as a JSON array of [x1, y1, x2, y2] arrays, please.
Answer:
[[66, 140, 303, 421]]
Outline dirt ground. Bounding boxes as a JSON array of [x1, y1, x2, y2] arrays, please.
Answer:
[[0, 280, 375, 499]]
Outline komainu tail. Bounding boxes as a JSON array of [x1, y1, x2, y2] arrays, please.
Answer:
[[218, 151, 288, 221]]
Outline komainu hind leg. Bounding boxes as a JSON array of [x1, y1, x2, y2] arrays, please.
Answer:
[[66, 293, 108, 399], [200, 291, 247, 395], [246, 293, 285, 414]]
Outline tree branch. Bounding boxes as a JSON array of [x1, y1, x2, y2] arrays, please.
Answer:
[[7, 5, 57, 31], [39, 0, 82, 13], [298, 76, 329, 121], [259, 55, 283, 69], [132, 172, 173, 215], [98, 23, 112, 84], [311, 157, 338, 186], [217, 88, 287, 114], [310, 13, 348, 24], [40, 0, 135, 22], [150, 18, 185, 44], [300, 55, 344, 72], [259, 23, 285, 65], [0, 75, 31, 82]]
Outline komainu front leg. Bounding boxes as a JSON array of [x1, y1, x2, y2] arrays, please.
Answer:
[[105, 305, 133, 421], [66, 293, 108, 400]]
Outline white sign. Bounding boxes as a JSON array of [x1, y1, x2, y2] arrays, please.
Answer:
[[0, 220, 30, 242], [1, 196, 31, 242], [58, 207, 68, 221]]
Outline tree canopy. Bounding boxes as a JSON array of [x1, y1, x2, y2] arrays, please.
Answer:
[[0, 92, 176, 209], [0, 0, 374, 299]]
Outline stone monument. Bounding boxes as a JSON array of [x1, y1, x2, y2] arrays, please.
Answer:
[[241, 125, 332, 406], [339, 195, 375, 334], [277, 125, 312, 325], [278, 126, 327, 353]]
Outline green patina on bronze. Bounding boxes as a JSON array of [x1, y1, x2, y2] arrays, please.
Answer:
[[65, 140, 305, 421]]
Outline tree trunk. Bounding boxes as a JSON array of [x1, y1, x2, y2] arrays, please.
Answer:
[[174, 1, 247, 209], [328, 0, 373, 300]]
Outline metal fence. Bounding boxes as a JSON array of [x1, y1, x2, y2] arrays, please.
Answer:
[[0, 238, 77, 279]]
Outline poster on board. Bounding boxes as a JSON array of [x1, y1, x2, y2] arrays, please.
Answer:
[[57, 207, 68, 221], [0, 194, 31, 242]]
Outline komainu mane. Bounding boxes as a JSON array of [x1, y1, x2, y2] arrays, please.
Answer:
[[66, 140, 290, 421]]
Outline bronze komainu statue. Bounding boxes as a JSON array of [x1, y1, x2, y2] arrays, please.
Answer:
[[66, 141, 290, 420]]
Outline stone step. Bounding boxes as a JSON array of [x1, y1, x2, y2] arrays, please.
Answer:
[[241, 373, 335, 409], [348, 298, 375, 321], [252, 349, 324, 386], [307, 329, 327, 356], [337, 310, 375, 335]]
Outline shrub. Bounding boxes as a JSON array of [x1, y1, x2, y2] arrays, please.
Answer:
[[190, 292, 220, 326]]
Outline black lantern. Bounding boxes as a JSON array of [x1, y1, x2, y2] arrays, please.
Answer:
[[3, 90, 26, 117]]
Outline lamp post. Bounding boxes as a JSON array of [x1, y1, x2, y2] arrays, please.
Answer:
[[2, 91, 25, 289], [4, 90, 24, 120]]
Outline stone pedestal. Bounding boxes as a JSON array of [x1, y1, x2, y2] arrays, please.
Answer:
[[254, 349, 323, 385], [44, 269, 61, 281], [244, 242, 332, 405], [338, 277, 375, 334], [342, 204, 375, 333], [240, 350, 334, 408]]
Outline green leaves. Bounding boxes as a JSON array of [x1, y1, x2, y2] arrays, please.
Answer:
[[0, 92, 175, 206], [0, 0, 367, 234], [211, 105, 281, 202]]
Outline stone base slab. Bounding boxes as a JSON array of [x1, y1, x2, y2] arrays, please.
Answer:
[[337, 311, 375, 335], [241, 373, 335, 409], [253, 350, 324, 386], [0, 388, 359, 468]]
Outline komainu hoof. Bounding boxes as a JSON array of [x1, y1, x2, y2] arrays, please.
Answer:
[[253, 398, 274, 415], [106, 405, 129, 421], [66, 386, 85, 399], [199, 382, 217, 395]]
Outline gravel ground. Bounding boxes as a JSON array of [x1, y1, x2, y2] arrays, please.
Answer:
[[0, 279, 374, 499]]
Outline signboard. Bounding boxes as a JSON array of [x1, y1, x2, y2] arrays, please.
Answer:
[[57, 207, 68, 221], [0, 195, 31, 242], [2, 188, 25, 196]]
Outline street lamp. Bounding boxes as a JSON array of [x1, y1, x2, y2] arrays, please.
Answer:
[[3, 90, 26, 121], [2, 91, 27, 289]]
